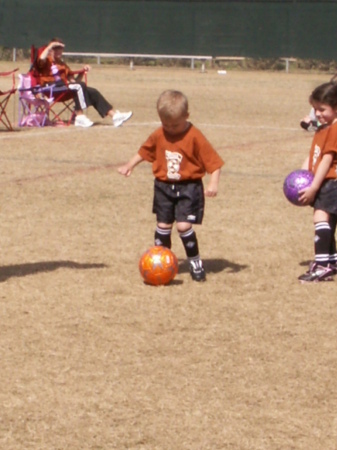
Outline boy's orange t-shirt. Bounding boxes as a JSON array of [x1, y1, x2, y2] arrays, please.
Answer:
[[309, 122, 337, 179], [138, 124, 224, 182]]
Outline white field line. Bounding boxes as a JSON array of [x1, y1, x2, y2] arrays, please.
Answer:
[[0, 122, 300, 141]]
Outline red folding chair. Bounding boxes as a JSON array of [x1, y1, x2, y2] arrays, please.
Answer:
[[29, 45, 87, 126], [0, 68, 19, 130]]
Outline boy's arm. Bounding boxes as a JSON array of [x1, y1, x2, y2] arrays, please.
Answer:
[[298, 152, 333, 205], [301, 156, 309, 170], [118, 153, 144, 177], [204, 168, 221, 197]]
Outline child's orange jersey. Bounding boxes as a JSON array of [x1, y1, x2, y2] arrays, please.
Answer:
[[138, 123, 224, 182], [309, 122, 337, 179]]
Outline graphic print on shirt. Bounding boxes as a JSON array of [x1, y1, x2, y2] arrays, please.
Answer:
[[51, 64, 61, 81], [313, 144, 320, 168], [165, 150, 182, 180]]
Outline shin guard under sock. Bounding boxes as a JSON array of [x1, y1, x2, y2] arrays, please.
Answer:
[[314, 222, 331, 266], [329, 216, 337, 264], [179, 228, 199, 259], [154, 226, 172, 248]]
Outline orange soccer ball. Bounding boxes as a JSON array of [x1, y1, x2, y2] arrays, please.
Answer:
[[139, 246, 179, 285]]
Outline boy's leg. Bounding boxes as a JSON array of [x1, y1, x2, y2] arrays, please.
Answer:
[[155, 224, 172, 248], [329, 214, 337, 271], [153, 180, 175, 248], [175, 180, 205, 281], [153, 179, 206, 281], [314, 221, 332, 266], [298, 219, 334, 282], [177, 222, 205, 282]]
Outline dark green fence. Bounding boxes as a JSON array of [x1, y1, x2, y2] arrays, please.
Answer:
[[1, 1, 337, 59]]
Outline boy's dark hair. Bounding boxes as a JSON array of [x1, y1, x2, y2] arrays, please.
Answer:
[[310, 81, 337, 108]]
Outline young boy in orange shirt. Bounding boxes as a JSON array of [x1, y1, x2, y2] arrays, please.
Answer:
[[298, 81, 337, 282], [118, 90, 224, 281]]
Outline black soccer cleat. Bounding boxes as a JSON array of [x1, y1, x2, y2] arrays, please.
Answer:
[[189, 259, 206, 282], [328, 262, 337, 275], [298, 262, 334, 283]]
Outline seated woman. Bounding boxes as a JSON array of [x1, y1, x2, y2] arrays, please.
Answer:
[[36, 38, 132, 128]]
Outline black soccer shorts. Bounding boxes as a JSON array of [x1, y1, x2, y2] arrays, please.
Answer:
[[153, 179, 205, 224], [313, 179, 337, 215]]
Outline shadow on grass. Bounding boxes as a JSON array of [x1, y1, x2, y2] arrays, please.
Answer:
[[140, 258, 246, 287], [299, 260, 312, 267], [178, 258, 248, 275], [0, 260, 108, 282]]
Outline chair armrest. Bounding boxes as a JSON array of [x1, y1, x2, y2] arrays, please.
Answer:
[[69, 69, 87, 84], [0, 68, 19, 77], [0, 68, 19, 91]]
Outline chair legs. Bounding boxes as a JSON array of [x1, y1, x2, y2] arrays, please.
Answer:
[[0, 92, 15, 131], [0, 69, 18, 131], [18, 97, 75, 128], [18, 79, 78, 128], [18, 99, 49, 127], [47, 97, 76, 126]]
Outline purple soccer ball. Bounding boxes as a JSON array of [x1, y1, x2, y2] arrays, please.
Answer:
[[283, 169, 314, 206]]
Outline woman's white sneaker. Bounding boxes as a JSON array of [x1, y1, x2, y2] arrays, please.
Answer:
[[113, 110, 133, 127], [74, 115, 93, 127]]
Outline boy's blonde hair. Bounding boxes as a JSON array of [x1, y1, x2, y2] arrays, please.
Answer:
[[157, 90, 189, 120]]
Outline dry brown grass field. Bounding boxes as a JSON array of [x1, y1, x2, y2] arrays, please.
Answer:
[[0, 61, 336, 450]]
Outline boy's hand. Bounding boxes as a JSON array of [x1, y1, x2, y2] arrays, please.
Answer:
[[298, 186, 317, 205], [205, 168, 221, 197], [118, 164, 132, 177], [204, 185, 218, 197], [298, 153, 333, 205], [117, 154, 144, 177]]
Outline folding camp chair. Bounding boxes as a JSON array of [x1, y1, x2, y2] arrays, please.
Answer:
[[0, 68, 18, 130], [18, 70, 86, 127]]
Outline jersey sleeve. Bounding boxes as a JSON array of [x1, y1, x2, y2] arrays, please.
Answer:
[[194, 130, 224, 173], [309, 124, 337, 178], [138, 131, 157, 162], [323, 125, 337, 155]]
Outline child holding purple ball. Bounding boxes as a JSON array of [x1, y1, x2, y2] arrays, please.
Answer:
[[298, 81, 337, 282]]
